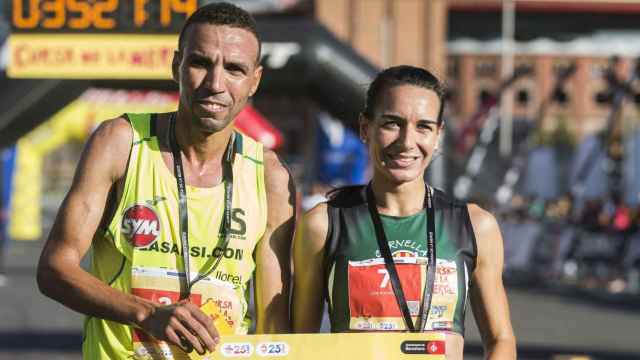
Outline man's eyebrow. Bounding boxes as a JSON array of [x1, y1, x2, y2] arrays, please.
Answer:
[[186, 52, 213, 63], [417, 119, 439, 125]]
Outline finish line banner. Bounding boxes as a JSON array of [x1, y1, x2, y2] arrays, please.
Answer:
[[7, 34, 176, 79], [135, 332, 446, 359]]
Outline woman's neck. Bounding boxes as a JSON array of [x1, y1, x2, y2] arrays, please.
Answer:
[[370, 177, 426, 217]]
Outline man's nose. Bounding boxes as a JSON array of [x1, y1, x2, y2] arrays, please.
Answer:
[[204, 64, 225, 93]]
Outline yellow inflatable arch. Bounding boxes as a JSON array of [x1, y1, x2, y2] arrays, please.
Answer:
[[9, 89, 178, 241]]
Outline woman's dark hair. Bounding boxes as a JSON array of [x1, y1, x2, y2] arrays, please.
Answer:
[[362, 65, 446, 125]]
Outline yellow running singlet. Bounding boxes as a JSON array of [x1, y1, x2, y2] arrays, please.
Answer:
[[83, 113, 267, 359]]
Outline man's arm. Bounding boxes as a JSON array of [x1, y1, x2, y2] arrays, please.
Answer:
[[467, 204, 517, 359], [37, 117, 218, 354], [38, 117, 149, 322], [292, 203, 329, 333], [254, 150, 296, 333]]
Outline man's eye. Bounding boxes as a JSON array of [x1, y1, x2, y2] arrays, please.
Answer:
[[226, 64, 246, 75], [190, 59, 208, 67], [382, 121, 399, 128]]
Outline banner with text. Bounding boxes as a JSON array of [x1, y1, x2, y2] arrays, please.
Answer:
[[132, 332, 447, 360], [8, 34, 176, 79]]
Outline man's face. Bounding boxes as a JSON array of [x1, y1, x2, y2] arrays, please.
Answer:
[[173, 23, 262, 133]]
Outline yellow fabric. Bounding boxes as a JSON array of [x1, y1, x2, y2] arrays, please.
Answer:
[[211, 332, 446, 359], [83, 113, 267, 359], [9, 90, 177, 241]]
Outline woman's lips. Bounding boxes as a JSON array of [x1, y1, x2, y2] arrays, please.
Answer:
[[385, 154, 419, 168]]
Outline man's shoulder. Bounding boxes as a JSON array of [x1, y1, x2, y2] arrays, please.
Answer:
[[87, 116, 134, 180], [263, 150, 291, 189], [92, 116, 134, 154], [262, 149, 296, 216]]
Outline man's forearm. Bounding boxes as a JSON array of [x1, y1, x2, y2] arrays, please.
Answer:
[[37, 263, 153, 326]]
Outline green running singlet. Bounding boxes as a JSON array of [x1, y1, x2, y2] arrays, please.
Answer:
[[324, 185, 477, 335]]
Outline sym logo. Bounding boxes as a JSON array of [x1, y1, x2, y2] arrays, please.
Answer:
[[121, 204, 160, 248]]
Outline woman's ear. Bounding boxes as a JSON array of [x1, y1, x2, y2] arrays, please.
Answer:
[[434, 122, 445, 151], [359, 113, 369, 144]]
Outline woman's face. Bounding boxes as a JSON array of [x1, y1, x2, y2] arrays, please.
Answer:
[[361, 84, 443, 186]]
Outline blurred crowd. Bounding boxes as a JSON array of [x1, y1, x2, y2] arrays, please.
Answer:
[[498, 191, 640, 296]]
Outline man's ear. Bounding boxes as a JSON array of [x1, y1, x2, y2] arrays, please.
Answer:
[[171, 50, 181, 83], [249, 65, 263, 97], [359, 113, 369, 144]]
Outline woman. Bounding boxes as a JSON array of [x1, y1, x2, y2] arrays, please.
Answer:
[[293, 65, 516, 359]]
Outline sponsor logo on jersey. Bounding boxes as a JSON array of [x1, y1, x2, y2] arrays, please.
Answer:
[[228, 208, 247, 239], [392, 250, 417, 258], [137, 241, 245, 261], [430, 305, 449, 319], [145, 196, 166, 206], [431, 321, 453, 330], [121, 204, 160, 248]]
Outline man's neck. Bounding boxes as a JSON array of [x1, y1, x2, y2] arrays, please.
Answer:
[[173, 113, 233, 174], [371, 176, 426, 217]]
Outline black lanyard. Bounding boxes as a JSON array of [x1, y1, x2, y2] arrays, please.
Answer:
[[169, 113, 235, 300], [366, 183, 437, 332]]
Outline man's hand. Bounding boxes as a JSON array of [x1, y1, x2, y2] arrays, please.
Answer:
[[137, 299, 220, 355]]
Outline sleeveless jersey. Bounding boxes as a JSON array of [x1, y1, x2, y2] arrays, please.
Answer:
[[83, 113, 267, 359], [325, 186, 476, 334]]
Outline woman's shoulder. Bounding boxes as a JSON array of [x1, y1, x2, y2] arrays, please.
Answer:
[[466, 203, 499, 232], [326, 185, 367, 208], [430, 187, 464, 205], [466, 203, 502, 261]]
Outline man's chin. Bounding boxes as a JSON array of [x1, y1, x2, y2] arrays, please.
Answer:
[[196, 116, 233, 133]]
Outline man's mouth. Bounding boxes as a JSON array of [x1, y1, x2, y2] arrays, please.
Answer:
[[197, 101, 228, 113]]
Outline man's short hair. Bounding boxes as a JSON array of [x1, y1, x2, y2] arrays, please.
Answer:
[[178, 2, 261, 61]]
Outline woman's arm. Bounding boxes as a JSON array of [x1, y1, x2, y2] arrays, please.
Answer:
[[292, 203, 330, 333], [467, 204, 517, 359]]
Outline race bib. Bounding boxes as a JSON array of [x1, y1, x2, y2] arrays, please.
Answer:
[[131, 267, 245, 360], [347, 258, 459, 331]]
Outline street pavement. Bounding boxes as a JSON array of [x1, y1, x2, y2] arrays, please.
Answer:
[[1, 240, 639, 359]]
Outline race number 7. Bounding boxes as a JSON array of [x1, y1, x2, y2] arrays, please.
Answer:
[[377, 268, 389, 288]]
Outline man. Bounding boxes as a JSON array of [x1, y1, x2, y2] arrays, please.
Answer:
[[37, 3, 294, 359]]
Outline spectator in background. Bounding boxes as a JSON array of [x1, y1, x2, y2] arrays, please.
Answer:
[[301, 112, 369, 211]]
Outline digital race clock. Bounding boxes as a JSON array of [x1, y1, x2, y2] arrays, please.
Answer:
[[10, 0, 197, 33]]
